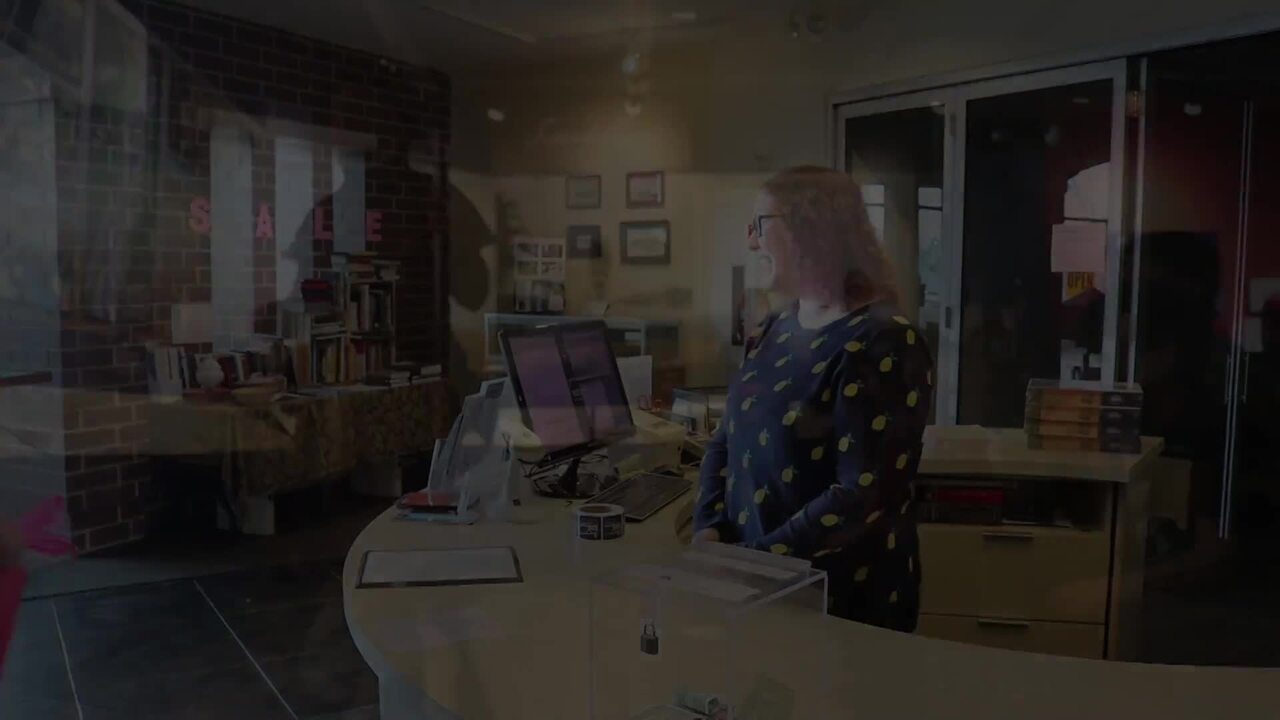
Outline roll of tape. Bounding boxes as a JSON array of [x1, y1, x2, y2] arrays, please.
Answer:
[[575, 503, 626, 541]]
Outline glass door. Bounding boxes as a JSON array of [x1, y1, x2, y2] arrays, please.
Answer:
[[1232, 96, 1280, 542], [1138, 36, 1280, 543], [1134, 36, 1280, 666], [837, 93, 953, 425], [1134, 67, 1248, 541], [835, 61, 1128, 426], [954, 62, 1128, 428]]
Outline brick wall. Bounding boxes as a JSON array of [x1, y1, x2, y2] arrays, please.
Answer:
[[49, 0, 451, 552]]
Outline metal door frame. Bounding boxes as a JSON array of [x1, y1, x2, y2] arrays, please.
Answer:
[[1221, 100, 1256, 539], [835, 90, 961, 422], [954, 60, 1130, 411], [833, 59, 1129, 424]]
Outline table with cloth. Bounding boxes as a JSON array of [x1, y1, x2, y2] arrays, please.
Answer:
[[148, 381, 454, 533]]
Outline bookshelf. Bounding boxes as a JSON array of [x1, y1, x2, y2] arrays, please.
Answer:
[[285, 252, 401, 386]]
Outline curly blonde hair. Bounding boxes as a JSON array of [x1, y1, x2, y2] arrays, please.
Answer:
[[763, 165, 899, 307]]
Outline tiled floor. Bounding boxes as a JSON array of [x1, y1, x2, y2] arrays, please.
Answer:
[[1, 561, 378, 720], [8, 544, 1280, 719], [23, 495, 387, 600]]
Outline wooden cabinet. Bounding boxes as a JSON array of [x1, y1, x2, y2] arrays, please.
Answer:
[[918, 524, 1111, 659], [913, 428, 1162, 660], [920, 524, 1110, 624], [917, 614, 1105, 659]]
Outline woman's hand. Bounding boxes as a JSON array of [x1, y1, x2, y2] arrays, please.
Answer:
[[693, 528, 722, 544]]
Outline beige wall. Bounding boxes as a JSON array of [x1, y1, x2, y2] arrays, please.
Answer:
[[449, 0, 1280, 389]]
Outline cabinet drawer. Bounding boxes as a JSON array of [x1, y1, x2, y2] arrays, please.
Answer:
[[919, 524, 1111, 623], [918, 613, 1104, 659]]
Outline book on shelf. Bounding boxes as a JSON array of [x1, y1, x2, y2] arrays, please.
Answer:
[[283, 339, 311, 388], [312, 337, 344, 385], [300, 278, 336, 307], [175, 348, 188, 390], [387, 361, 441, 378], [365, 371, 411, 387], [146, 344, 183, 398]]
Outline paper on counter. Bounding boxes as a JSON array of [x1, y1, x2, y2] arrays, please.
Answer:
[[360, 547, 521, 587], [683, 551, 798, 581], [1050, 221, 1106, 274]]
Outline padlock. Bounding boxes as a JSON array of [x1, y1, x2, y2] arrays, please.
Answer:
[[640, 621, 660, 655]]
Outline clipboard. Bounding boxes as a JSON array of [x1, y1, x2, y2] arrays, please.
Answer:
[[356, 546, 523, 589]]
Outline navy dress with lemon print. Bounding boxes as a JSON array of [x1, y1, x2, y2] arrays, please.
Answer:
[[694, 302, 933, 632]]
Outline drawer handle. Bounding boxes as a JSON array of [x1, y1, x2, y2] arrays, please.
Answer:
[[981, 530, 1034, 542], [976, 618, 1031, 630]]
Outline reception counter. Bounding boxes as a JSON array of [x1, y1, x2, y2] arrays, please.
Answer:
[[342, 428, 1274, 719]]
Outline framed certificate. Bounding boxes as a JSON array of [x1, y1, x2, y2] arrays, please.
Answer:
[[626, 171, 664, 208], [620, 221, 671, 265], [566, 225, 603, 259]]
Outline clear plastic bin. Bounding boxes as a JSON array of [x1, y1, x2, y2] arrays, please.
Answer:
[[589, 543, 830, 719]]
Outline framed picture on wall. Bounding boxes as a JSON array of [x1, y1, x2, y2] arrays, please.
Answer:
[[620, 221, 670, 265], [565, 175, 602, 209], [626, 171, 664, 208], [566, 225, 602, 259]]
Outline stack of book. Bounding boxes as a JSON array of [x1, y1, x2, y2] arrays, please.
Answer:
[[365, 368, 412, 387], [1024, 379, 1144, 453], [365, 362, 442, 387]]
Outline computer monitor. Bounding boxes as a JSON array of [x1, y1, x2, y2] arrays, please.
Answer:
[[499, 320, 635, 469]]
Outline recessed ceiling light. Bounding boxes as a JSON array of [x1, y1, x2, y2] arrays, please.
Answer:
[[1184, 102, 1203, 117], [487, 108, 506, 122], [671, 10, 697, 22]]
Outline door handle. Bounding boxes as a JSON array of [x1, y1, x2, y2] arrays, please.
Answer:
[[981, 530, 1034, 542], [976, 618, 1031, 630]]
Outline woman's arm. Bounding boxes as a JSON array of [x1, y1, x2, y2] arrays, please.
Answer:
[[745, 322, 932, 557], [693, 423, 731, 540], [692, 316, 777, 542]]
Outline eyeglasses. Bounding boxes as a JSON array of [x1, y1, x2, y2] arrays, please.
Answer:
[[750, 214, 782, 237]]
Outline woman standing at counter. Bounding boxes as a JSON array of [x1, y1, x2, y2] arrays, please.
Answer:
[[693, 166, 933, 632]]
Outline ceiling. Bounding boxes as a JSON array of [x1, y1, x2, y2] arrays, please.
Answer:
[[415, 0, 736, 44], [172, 0, 872, 70]]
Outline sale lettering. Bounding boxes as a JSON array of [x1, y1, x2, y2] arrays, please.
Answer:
[[188, 196, 383, 244]]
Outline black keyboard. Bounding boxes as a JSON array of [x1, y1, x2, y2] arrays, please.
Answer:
[[587, 472, 691, 521]]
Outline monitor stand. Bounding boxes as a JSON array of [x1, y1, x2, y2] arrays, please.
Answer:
[[539, 455, 617, 500]]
